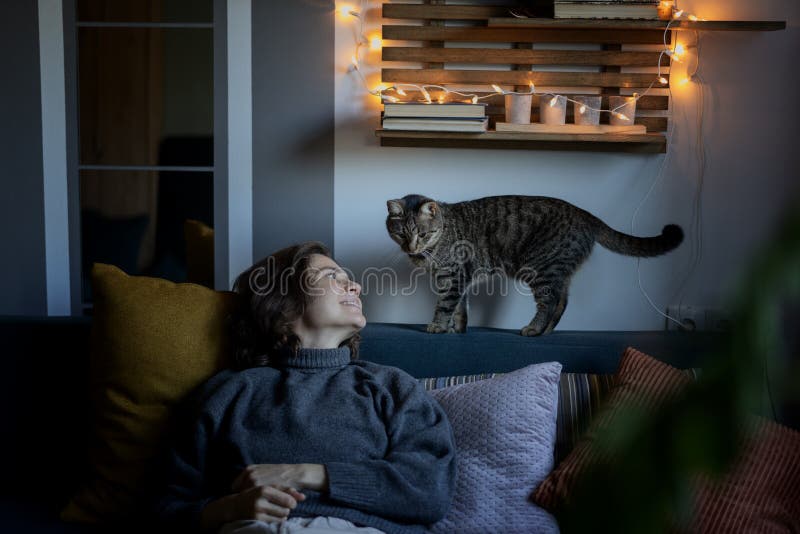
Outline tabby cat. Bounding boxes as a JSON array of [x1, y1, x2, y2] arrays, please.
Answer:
[[386, 194, 683, 336]]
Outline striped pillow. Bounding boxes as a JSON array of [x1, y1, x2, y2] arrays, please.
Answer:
[[421, 368, 697, 462], [687, 417, 800, 533], [530, 347, 800, 532]]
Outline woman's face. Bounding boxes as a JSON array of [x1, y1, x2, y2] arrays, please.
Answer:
[[291, 254, 365, 348]]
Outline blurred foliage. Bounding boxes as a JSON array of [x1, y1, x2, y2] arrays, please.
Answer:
[[556, 202, 800, 533]]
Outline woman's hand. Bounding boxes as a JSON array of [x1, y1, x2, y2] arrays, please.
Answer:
[[200, 485, 306, 531], [232, 463, 329, 493]]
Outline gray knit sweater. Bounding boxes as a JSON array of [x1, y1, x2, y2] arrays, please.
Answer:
[[155, 347, 457, 534]]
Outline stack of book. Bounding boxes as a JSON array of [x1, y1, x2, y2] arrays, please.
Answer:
[[554, 0, 660, 20], [381, 102, 488, 132]]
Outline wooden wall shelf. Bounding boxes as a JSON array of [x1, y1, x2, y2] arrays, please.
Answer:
[[376, 130, 667, 154], [377, 3, 786, 154], [487, 18, 787, 32]]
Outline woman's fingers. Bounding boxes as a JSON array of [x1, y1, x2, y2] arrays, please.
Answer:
[[286, 487, 306, 502], [249, 485, 303, 523], [261, 485, 299, 509], [255, 496, 290, 520], [232, 464, 296, 492]]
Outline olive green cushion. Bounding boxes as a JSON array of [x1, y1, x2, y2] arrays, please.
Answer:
[[61, 263, 236, 523]]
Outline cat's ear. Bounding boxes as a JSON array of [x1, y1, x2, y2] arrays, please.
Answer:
[[387, 199, 405, 217], [420, 201, 439, 218]]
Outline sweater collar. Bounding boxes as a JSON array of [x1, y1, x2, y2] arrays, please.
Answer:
[[273, 346, 352, 369]]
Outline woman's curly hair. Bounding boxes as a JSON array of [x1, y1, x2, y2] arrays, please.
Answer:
[[230, 241, 361, 369]]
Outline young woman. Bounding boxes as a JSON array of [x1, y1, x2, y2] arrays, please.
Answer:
[[156, 242, 457, 534]]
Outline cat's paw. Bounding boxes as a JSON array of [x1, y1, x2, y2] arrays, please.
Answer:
[[426, 322, 449, 334], [521, 324, 545, 337], [450, 323, 467, 334]]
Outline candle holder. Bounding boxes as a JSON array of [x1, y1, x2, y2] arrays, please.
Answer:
[[609, 96, 637, 126], [504, 94, 533, 124], [658, 1, 675, 21], [540, 95, 567, 125], [573, 96, 602, 126]]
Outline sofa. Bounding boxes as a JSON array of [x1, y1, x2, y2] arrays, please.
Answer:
[[1, 314, 718, 533]]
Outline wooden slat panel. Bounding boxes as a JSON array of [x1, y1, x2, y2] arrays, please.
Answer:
[[382, 25, 665, 44], [424, 0, 446, 69], [487, 17, 786, 32], [383, 47, 669, 67], [636, 116, 668, 131], [383, 4, 512, 20], [383, 69, 665, 88], [376, 130, 667, 153]]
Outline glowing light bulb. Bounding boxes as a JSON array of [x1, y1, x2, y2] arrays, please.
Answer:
[[614, 112, 629, 121], [383, 96, 398, 103], [679, 77, 691, 86], [674, 9, 684, 18], [549, 96, 559, 107], [437, 95, 445, 104], [579, 105, 586, 114], [338, 5, 358, 18], [420, 86, 431, 103], [528, 82, 535, 93], [375, 83, 387, 92], [667, 49, 682, 62], [396, 88, 406, 96], [674, 43, 686, 55], [659, 76, 669, 84], [688, 15, 698, 21], [369, 35, 383, 50], [471, 96, 478, 104], [491, 84, 504, 94]]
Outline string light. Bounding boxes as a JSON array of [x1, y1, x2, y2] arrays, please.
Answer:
[[342, 0, 702, 119], [420, 86, 431, 103]]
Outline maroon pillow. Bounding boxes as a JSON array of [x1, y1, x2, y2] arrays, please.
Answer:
[[531, 347, 800, 532], [688, 417, 800, 533], [532, 347, 691, 510]]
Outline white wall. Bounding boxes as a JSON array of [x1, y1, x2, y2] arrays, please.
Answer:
[[334, 0, 800, 331]]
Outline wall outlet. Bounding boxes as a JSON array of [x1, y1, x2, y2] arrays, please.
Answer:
[[665, 305, 731, 332]]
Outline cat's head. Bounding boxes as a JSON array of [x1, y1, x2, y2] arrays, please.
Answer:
[[386, 195, 444, 258]]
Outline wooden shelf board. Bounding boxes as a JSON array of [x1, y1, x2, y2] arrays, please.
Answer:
[[487, 18, 786, 32], [376, 130, 667, 154]]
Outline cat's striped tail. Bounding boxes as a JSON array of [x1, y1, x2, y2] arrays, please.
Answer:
[[595, 223, 684, 257]]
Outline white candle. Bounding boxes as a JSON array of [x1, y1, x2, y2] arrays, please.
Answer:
[[540, 95, 567, 125], [504, 94, 533, 124], [609, 96, 637, 126], [573, 96, 601, 126]]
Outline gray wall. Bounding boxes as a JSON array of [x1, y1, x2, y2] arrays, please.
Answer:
[[251, 1, 335, 262], [0, 2, 47, 315]]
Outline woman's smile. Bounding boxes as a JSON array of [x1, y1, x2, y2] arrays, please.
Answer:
[[340, 298, 362, 310]]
